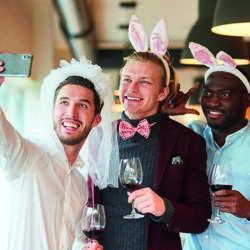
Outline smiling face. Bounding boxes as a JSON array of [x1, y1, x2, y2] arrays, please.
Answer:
[[201, 71, 249, 135], [119, 60, 169, 120], [52, 84, 101, 147]]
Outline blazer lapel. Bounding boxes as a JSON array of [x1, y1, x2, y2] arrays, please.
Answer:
[[153, 116, 180, 191]]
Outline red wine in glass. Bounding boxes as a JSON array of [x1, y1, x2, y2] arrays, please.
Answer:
[[82, 227, 105, 240], [208, 164, 233, 224], [119, 157, 144, 219], [121, 182, 141, 192], [210, 184, 232, 193], [81, 204, 105, 242]]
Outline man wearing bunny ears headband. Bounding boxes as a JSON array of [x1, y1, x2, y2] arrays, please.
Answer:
[[179, 42, 250, 250], [0, 57, 111, 250], [88, 16, 211, 250]]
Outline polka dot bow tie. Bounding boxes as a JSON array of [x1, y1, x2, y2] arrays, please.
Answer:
[[119, 119, 156, 140]]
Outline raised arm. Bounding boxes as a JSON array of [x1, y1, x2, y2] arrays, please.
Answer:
[[162, 82, 200, 116]]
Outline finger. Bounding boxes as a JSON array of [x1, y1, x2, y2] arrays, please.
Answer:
[[185, 82, 199, 99], [134, 196, 152, 209], [184, 108, 200, 115], [219, 207, 231, 213], [213, 190, 233, 197], [139, 205, 152, 214], [128, 188, 152, 203], [128, 188, 149, 202], [190, 82, 199, 94], [88, 240, 102, 250], [169, 93, 186, 107], [175, 83, 180, 92], [138, 199, 165, 216]]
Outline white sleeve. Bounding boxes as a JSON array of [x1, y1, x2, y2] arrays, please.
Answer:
[[72, 221, 87, 250], [0, 107, 35, 180]]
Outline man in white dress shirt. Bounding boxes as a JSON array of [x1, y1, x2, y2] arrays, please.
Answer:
[[0, 57, 109, 250]]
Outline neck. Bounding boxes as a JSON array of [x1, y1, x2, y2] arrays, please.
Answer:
[[212, 120, 247, 147], [63, 143, 83, 167], [124, 111, 158, 121]]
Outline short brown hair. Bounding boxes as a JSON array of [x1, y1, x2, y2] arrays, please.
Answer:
[[53, 76, 103, 115]]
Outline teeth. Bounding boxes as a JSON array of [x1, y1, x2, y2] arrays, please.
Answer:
[[63, 121, 78, 128], [209, 111, 221, 115], [127, 97, 141, 101]]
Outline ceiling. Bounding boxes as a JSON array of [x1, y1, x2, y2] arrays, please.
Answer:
[[53, 0, 199, 68], [90, 0, 198, 49]]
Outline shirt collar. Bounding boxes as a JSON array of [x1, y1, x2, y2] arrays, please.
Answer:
[[121, 111, 162, 127], [71, 155, 85, 169], [205, 119, 250, 147]]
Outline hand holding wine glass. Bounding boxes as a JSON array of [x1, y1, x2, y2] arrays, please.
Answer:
[[119, 157, 144, 219], [208, 163, 233, 224], [81, 204, 106, 243]]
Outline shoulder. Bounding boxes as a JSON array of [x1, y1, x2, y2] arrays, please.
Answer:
[[161, 115, 205, 140], [187, 120, 207, 137]]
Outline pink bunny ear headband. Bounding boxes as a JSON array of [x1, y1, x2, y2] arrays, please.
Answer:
[[128, 15, 170, 86], [189, 42, 250, 93]]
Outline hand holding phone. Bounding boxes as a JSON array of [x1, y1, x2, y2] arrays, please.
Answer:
[[0, 54, 33, 77]]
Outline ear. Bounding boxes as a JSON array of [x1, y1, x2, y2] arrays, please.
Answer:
[[92, 114, 102, 128], [216, 51, 236, 68], [189, 42, 218, 67], [158, 86, 169, 101], [150, 19, 168, 56], [129, 15, 148, 52]]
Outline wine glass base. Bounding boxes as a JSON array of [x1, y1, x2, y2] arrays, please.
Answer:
[[123, 213, 145, 219], [208, 217, 225, 224]]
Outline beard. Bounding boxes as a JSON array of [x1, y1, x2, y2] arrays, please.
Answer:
[[204, 110, 243, 131], [54, 119, 94, 146]]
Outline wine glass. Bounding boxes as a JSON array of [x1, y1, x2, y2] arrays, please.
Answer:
[[81, 204, 106, 242], [208, 164, 233, 224], [119, 157, 144, 219]]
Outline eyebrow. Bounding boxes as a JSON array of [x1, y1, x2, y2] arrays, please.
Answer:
[[58, 96, 92, 104], [203, 86, 233, 92], [121, 74, 153, 80]]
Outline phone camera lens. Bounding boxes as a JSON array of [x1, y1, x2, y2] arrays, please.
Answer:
[[23, 55, 31, 60]]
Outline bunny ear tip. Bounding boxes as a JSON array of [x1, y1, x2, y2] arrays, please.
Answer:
[[131, 15, 138, 21], [189, 42, 199, 48], [159, 18, 166, 23]]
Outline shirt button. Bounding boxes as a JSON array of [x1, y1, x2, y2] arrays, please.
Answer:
[[217, 151, 221, 155]]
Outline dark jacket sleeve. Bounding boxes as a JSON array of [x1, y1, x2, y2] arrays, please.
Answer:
[[167, 130, 211, 234]]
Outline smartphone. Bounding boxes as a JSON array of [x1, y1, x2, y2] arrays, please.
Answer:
[[0, 53, 33, 77]]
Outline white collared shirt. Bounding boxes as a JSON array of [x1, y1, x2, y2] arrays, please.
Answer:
[[0, 108, 87, 250]]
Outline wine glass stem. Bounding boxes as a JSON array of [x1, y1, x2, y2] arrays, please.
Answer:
[[131, 201, 137, 214], [217, 207, 221, 217]]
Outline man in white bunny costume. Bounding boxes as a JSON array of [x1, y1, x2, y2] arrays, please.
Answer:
[[182, 42, 250, 250]]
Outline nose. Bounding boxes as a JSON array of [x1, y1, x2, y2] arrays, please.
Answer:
[[206, 94, 220, 107], [65, 104, 77, 118], [128, 80, 139, 92]]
